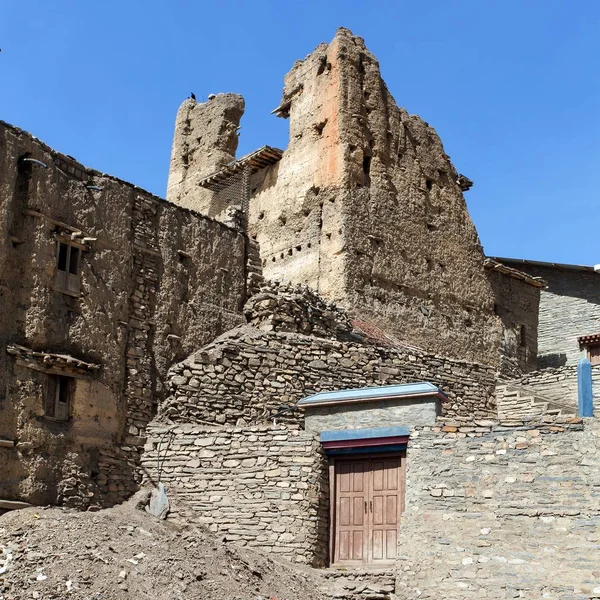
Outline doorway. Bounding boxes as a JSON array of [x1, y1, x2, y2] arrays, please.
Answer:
[[329, 453, 405, 566]]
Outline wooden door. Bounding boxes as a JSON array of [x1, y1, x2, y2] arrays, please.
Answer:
[[335, 459, 368, 562], [370, 457, 402, 562], [332, 454, 405, 565]]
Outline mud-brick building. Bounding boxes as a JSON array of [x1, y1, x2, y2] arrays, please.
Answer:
[[0, 120, 249, 508], [166, 28, 543, 376]]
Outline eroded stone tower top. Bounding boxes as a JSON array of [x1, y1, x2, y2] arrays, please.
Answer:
[[166, 93, 244, 215]]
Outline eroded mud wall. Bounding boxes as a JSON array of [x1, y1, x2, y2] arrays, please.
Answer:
[[249, 29, 504, 366], [0, 120, 246, 506]]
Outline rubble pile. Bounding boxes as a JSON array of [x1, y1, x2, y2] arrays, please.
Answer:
[[0, 489, 325, 600], [244, 281, 353, 339]]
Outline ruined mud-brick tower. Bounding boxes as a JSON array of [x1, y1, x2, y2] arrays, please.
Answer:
[[167, 28, 505, 367]]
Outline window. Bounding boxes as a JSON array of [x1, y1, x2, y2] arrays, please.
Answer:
[[578, 334, 600, 366], [588, 343, 600, 366], [45, 374, 72, 421], [55, 241, 81, 295]]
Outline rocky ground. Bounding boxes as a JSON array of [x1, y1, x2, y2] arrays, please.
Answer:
[[0, 489, 325, 600]]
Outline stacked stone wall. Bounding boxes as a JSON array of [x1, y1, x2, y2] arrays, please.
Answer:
[[506, 264, 600, 368], [141, 423, 329, 565], [161, 327, 497, 425], [396, 416, 600, 599], [499, 364, 600, 412]]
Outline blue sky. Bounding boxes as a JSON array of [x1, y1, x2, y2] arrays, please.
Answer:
[[1, 1, 598, 264]]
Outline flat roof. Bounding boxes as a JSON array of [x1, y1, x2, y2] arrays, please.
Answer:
[[298, 382, 446, 408], [321, 426, 410, 443], [490, 256, 598, 274]]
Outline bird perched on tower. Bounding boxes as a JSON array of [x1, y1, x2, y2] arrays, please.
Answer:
[[190, 92, 196, 101]]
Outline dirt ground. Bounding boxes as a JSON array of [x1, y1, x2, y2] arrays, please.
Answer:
[[0, 490, 325, 600]]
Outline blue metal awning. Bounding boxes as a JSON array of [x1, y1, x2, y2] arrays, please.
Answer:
[[320, 426, 411, 456], [298, 382, 446, 408]]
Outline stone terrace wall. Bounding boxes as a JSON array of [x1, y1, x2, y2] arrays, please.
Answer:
[[160, 326, 498, 424], [141, 423, 328, 566], [396, 416, 600, 599]]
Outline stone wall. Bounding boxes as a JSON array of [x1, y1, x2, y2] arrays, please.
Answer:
[[245, 28, 506, 368], [396, 416, 600, 599], [161, 325, 497, 425], [500, 263, 600, 368], [141, 423, 329, 565], [0, 120, 247, 507], [485, 264, 541, 373], [142, 412, 600, 598], [499, 364, 600, 409]]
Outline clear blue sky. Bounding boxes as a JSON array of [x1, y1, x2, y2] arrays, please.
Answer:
[[1, 1, 598, 264]]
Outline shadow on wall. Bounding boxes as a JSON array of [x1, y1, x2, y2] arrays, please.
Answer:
[[538, 352, 568, 369]]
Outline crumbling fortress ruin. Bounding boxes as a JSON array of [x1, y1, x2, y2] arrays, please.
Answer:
[[167, 29, 541, 374], [1, 28, 599, 598]]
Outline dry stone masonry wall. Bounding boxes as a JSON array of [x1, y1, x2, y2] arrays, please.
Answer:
[[161, 325, 497, 426], [506, 263, 600, 368], [142, 423, 329, 565], [396, 416, 600, 599]]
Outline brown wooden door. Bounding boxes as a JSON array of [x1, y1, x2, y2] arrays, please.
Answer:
[[332, 454, 405, 565], [370, 457, 402, 562], [335, 459, 368, 562]]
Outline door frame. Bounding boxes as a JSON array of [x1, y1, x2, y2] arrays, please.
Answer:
[[328, 451, 406, 567]]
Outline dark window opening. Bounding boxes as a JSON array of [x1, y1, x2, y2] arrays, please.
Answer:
[[56, 241, 82, 295], [68, 247, 80, 275], [57, 243, 69, 271], [426, 179, 433, 190], [45, 374, 72, 421], [520, 325, 527, 347], [363, 155, 372, 178], [15, 155, 33, 204]]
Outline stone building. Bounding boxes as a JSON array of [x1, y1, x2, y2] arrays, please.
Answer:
[[492, 257, 600, 409], [0, 120, 248, 508], [493, 258, 600, 368], [1, 26, 599, 597], [166, 28, 542, 374]]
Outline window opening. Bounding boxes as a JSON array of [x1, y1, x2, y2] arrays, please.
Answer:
[[520, 325, 527, 347], [588, 343, 600, 366], [56, 241, 82, 295], [45, 374, 72, 421]]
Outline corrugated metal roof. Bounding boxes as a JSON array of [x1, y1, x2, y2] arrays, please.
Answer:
[[298, 382, 446, 407]]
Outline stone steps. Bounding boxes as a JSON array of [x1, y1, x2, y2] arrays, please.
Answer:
[[496, 383, 577, 421]]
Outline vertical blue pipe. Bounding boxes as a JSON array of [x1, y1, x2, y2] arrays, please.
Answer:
[[578, 358, 594, 417]]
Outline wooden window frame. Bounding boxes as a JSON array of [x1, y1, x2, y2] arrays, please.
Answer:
[[328, 451, 406, 567], [55, 240, 82, 296], [44, 374, 73, 421], [587, 342, 600, 366]]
